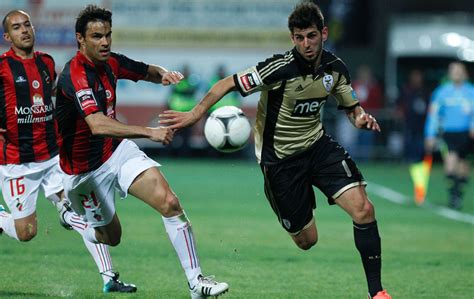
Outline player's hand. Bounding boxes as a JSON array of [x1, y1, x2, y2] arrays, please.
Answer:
[[161, 71, 184, 86], [148, 126, 174, 145], [159, 110, 200, 130], [355, 113, 381, 132]]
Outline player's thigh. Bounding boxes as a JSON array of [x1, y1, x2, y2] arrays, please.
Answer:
[[128, 167, 182, 216], [0, 167, 42, 220], [334, 185, 374, 223], [261, 160, 315, 235], [310, 135, 366, 204], [113, 140, 180, 215]]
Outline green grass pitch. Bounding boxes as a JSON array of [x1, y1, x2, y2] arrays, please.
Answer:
[[0, 158, 473, 298]]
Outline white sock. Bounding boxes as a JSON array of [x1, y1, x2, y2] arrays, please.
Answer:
[[82, 240, 115, 284], [163, 212, 201, 288], [63, 210, 99, 243], [62, 209, 114, 284], [0, 209, 19, 240]]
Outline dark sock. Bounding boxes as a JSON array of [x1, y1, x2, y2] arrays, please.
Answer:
[[457, 176, 468, 197], [353, 220, 382, 297], [446, 174, 458, 196]]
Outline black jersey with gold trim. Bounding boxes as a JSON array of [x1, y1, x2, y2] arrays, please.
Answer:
[[233, 48, 359, 164]]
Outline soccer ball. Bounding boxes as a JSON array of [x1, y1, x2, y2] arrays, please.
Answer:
[[204, 106, 252, 153]]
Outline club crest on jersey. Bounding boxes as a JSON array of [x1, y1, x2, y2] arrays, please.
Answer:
[[32, 94, 44, 106], [76, 88, 97, 110], [106, 90, 112, 99], [32, 80, 40, 89], [322, 74, 334, 92], [282, 219, 291, 230]]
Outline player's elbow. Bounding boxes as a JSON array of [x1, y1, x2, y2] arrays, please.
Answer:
[[89, 125, 105, 136]]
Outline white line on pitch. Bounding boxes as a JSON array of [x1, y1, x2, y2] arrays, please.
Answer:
[[367, 182, 474, 225]]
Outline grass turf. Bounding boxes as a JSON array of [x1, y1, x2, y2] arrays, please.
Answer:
[[0, 158, 472, 298]]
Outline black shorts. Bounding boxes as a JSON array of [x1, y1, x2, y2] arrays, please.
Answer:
[[260, 134, 366, 234], [443, 131, 472, 159]]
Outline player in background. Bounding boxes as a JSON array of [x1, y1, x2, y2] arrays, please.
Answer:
[[424, 62, 474, 209], [160, 2, 391, 299], [54, 5, 228, 298], [0, 10, 137, 293]]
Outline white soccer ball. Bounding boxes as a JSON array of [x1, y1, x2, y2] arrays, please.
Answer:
[[204, 106, 252, 153]]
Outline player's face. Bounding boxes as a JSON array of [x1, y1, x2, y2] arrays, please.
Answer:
[[3, 12, 35, 53], [448, 63, 467, 84], [77, 21, 112, 64], [291, 25, 328, 63]]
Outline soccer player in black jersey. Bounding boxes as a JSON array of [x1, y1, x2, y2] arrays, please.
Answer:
[[160, 2, 391, 299], [0, 10, 136, 293]]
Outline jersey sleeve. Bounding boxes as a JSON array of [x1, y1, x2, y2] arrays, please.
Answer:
[[109, 52, 148, 81], [331, 60, 359, 110], [233, 53, 291, 97], [59, 61, 101, 118]]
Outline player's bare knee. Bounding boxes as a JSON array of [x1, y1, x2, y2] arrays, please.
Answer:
[[17, 225, 37, 242], [353, 199, 375, 223], [293, 233, 318, 250], [99, 234, 121, 247], [160, 191, 182, 217], [295, 238, 317, 250]]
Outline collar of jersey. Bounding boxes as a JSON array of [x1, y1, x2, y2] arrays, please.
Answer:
[[5, 48, 37, 61], [76, 51, 99, 68], [291, 48, 336, 79]]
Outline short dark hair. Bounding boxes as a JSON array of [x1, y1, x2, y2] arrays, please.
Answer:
[[2, 10, 29, 33], [288, 2, 324, 33], [75, 4, 112, 38]]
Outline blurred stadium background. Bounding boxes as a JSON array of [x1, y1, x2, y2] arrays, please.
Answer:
[[1, 0, 473, 160], [0, 1, 473, 298]]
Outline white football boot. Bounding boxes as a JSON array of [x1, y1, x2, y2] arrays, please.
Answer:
[[189, 275, 229, 298]]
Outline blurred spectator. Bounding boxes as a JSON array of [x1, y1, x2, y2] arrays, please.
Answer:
[[168, 64, 200, 155], [424, 62, 474, 209], [397, 69, 430, 162], [337, 64, 383, 161], [208, 65, 240, 112]]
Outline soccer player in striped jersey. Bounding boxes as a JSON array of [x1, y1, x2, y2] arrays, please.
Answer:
[[55, 5, 228, 298], [160, 2, 391, 299], [0, 10, 136, 293]]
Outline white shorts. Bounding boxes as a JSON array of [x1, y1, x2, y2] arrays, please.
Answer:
[[62, 139, 160, 227], [0, 156, 63, 219]]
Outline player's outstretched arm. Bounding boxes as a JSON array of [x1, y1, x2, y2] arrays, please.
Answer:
[[159, 75, 236, 130], [85, 112, 174, 145], [347, 105, 381, 132], [143, 64, 184, 85]]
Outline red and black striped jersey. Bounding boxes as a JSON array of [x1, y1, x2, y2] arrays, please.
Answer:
[[55, 51, 148, 175], [0, 48, 58, 164]]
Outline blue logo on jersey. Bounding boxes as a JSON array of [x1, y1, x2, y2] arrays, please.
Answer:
[[351, 90, 357, 99]]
